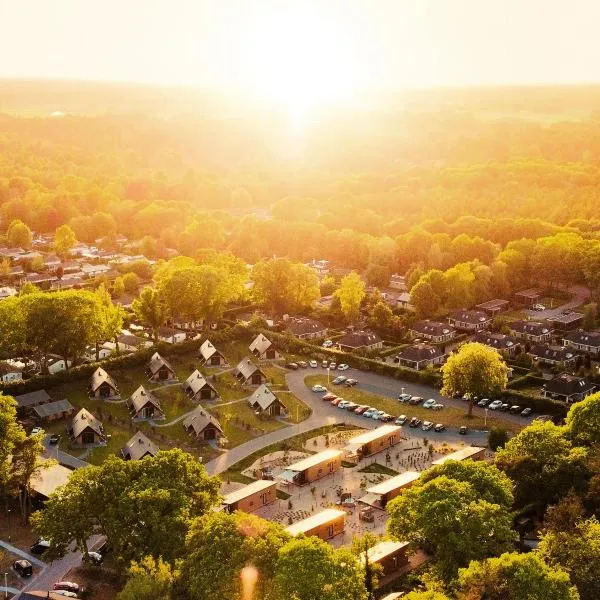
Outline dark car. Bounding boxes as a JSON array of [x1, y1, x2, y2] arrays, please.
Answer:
[[380, 413, 395, 422], [49, 434, 61, 445], [345, 378, 358, 387], [13, 559, 33, 577], [521, 407, 533, 417], [509, 405, 521, 414], [409, 396, 423, 405], [30, 539, 51, 555], [409, 417, 422, 428], [499, 403, 510, 411], [285, 362, 299, 370], [459, 425, 468, 435], [297, 361, 307, 368], [395, 414, 407, 425]]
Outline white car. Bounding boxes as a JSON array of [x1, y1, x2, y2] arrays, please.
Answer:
[[337, 400, 350, 409], [372, 410, 386, 420], [488, 400, 503, 410], [322, 340, 333, 348], [53, 592, 78, 599], [338, 363, 349, 371], [398, 393, 412, 402], [423, 399, 437, 409], [431, 403, 444, 410], [309, 360, 318, 368], [329, 362, 337, 370], [532, 303, 546, 311], [422, 421, 434, 431], [31, 427, 44, 435], [311, 385, 327, 393]]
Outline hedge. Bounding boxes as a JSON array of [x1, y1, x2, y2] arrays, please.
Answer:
[[501, 389, 568, 418]]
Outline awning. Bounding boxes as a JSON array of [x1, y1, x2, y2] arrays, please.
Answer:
[[277, 470, 297, 484], [358, 493, 383, 508]]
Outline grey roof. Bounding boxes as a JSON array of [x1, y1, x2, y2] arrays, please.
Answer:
[[529, 344, 575, 362], [285, 317, 326, 336], [248, 384, 283, 411], [472, 331, 517, 350], [184, 370, 217, 396], [199, 339, 221, 361], [122, 431, 159, 460], [338, 330, 382, 349], [129, 385, 162, 414], [183, 407, 223, 435], [33, 399, 74, 419], [411, 320, 455, 337], [476, 299, 510, 310], [157, 326, 185, 338], [563, 330, 600, 347], [89, 367, 118, 392], [515, 288, 541, 299], [509, 320, 551, 336], [13, 389, 52, 408], [147, 352, 175, 376], [72, 408, 103, 439], [548, 312, 584, 325], [249, 333, 273, 356], [544, 373, 596, 397], [234, 358, 264, 381], [398, 343, 444, 362], [117, 334, 149, 347], [449, 309, 490, 325]]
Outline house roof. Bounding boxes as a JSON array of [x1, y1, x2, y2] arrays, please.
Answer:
[[249, 333, 272, 355], [13, 389, 51, 408], [338, 330, 382, 348], [563, 329, 600, 347], [0, 361, 22, 375], [366, 472, 421, 495], [89, 367, 118, 392], [472, 331, 517, 350], [529, 344, 575, 362], [285, 317, 326, 336], [363, 540, 410, 565], [432, 446, 485, 465], [449, 309, 490, 324], [33, 399, 74, 419], [117, 333, 149, 347], [199, 339, 221, 361], [184, 370, 216, 395], [147, 352, 175, 376], [122, 431, 159, 460], [509, 320, 551, 336], [348, 425, 402, 445], [129, 385, 162, 413], [234, 358, 264, 381], [25, 273, 58, 284], [30, 459, 72, 499], [544, 373, 596, 397], [411, 320, 455, 337], [547, 312, 584, 325], [286, 508, 346, 536], [248, 384, 282, 411], [157, 326, 185, 338], [223, 479, 277, 506], [397, 343, 444, 362], [476, 299, 510, 310], [515, 288, 541, 299], [287, 449, 343, 472], [182, 407, 223, 435], [72, 408, 103, 439], [0, 286, 17, 298]]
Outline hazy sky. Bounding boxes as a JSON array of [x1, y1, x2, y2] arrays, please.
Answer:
[[2, 0, 600, 90]]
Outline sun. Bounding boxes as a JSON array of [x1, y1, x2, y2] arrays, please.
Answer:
[[240, 7, 360, 121]]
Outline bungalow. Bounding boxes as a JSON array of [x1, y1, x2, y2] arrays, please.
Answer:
[[475, 298, 510, 317], [360, 471, 421, 509], [547, 312, 584, 331], [157, 326, 186, 344], [43, 255, 61, 270], [89, 367, 119, 399], [33, 399, 75, 422], [51, 276, 85, 291], [279, 449, 343, 486], [448, 309, 491, 332], [285, 317, 327, 340], [146, 352, 177, 382], [199, 339, 228, 367], [121, 431, 159, 460], [222, 479, 278, 514], [286, 508, 346, 541], [345, 425, 403, 460], [30, 460, 72, 502], [182, 407, 223, 441], [81, 263, 111, 277], [0, 361, 23, 384], [184, 369, 219, 401], [25, 273, 58, 289], [13, 389, 52, 412], [529, 344, 576, 367], [508, 320, 552, 343], [472, 331, 519, 356], [249, 333, 281, 360], [116, 334, 152, 353], [563, 330, 600, 357], [248, 384, 287, 416], [59, 260, 81, 274], [70, 408, 106, 446], [234, 358, 267, 386], [514, 288, 542, 307], [127, 385, 165, 421], [389, 273, 407, 291], [397, 292, 415, 312], [0, 247, 24, 259], [43, 355, 70, 375], [542, 373, 596, 403], [82, 344, 113, 363], [306, 259, 330, 278], [432, 446, 486, 465], [410, 320, 456, 344], [338, 330, 383, 352], [362, 541, 410, 585], [396, 344, 446, 370]]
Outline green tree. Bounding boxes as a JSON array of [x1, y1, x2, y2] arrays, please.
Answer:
[[335, 271, 366, 323], [0, 296, 27, 358], [582, 303, 598, 330], [54, 224, 77, 255], [117, 556, 178, 600], [122, 272, 141, 294], [350, 533, 383, 599], [320, 275, 337, 296], [364, 263, 390, 287], [94, 285, 125, 359], [367, 300, 393, 331], [112, 276, 126, 298], [0, 395, 25, 491], [404, 593, 451, 600], [7, 219, 32, 249], [410, 280, 440, 318], [565, 391, 600, 446], [275, 537, 368, 600], [488, 426, 509, 451], [456, 552, 579, 600], [441, 342, 509, 416], [539, 517, 600, 600], [133, 286, 167, 343]]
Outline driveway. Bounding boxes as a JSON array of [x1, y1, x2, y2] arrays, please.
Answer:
[[524, 284, 590, 320], [43, 439, 89, 469]]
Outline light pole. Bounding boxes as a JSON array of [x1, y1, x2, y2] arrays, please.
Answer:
[[6, 508, 10, 543], [4, 572, 8, 598], [484, 408, 488, 427], [327, 367, 330, 384]]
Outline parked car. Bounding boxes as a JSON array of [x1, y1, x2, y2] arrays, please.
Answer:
[[297, 361, 308, 368], [432, 403, 444, 410], [533, 303, 546, 311], [380, 413, 394, 422], [509, 405, 521, 414], [13, 559, 33, 577], [31, 427, 43, 435], [489, 400, 503, 410], [53, 582, 80, 594], [49, 434, 61, 445], [345, 402, 359, 411], [30, 539, 51, 555], [434, 423, 446, 432], [409, 396, 423, 405], [478, 398, 490, 407], [345, 378, 358, 387], [333, 376, 347, 385], [338, 363, 350, 371], [363, 408, 378, 418], [422, 421, 434, 431], [321, 360, 329, 368], [395, 414, 408, 425], [462, 394, 471, 402], [354, 405, 369, 414], [322, 340, 333, 348], [397, 393, 412, 402], [329, 362, 337, 369], [82, 551, 103, 566], [521, 407, 533, 417], [331, 397, 343, 406], [286, 362, 299, 370], [459, 425, 468, 435], [322, 392, 337, 401], [311, 384, 327, 393], [372, 410, 386, 420], [409, 417, 422, 428], [499, 403, 510, 411], [423, 399, 436, 409], [53, 592, 78, 599], [309, 360, 318, 368], [337, 400, 351, 409]]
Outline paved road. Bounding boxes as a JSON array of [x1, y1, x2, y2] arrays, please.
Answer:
[[43, 439, 89, 469], [0, 540, 46, 567], [524, 284, 590, 320]]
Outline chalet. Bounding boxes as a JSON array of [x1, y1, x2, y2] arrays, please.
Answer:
[[279, 449, 343, 485], [338, 330, 383, 352], [389, 273, 407, 291], [89, 367, 119, 399], [410, 320, 456, 343], [25, 273, 58, 289], [43, 355, 70, 374], [285, 317, 327, 340], [508, 320, 552, 343], [116, 334, 152, 353], [13, 389, 52, 411], [222, 479, 278, 514], [345, 425, 402, 460], [30, 460, 72, 502], [396, 344, 446, 370], [514, 288, 542, 307], [472, 331, 518, 355], [70, 408, 106, 446], [542, 374, 596, 403], [397, 291, 415, 312], [360, 471, 420, 509], [121, 431, 159, 460], [0, 286, 17, 299], [157, 327, 186, 344], [248, 384, 287, 416], [234, 358, 267, 386], [529, 344, 576, 367], [82, 344, 113, 363], [448, 309, 491, 332], [362, 540, 410, 585], [199, 339, 228, 366], [182, 407, 223, 441], [286, 508, 346, 541], [51, 276, 85, 291], [128, 385, 165, 421], [33, 399, 75, 422], [146, 352, 177, 382], [0, 361, 23, 384], [82, 263, 111, 277], [563, 330, 600, 357], [432, 446, 486, 465], [306, 259, 330, 278], [184, 369, 219, 401], [476, 298, 510, 317], [547, 312, 584, 331], [249, 333, 281, 360]]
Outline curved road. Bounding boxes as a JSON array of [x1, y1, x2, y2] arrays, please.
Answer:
[[523, 284, 590, 320], [204, 367, 496, 475]]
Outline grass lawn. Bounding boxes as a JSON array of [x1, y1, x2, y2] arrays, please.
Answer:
[[209, 370, 250, 402], [277, 390, 312, 423], [152, 385, 197, 421], [261, 365, 287, 387], [304, 375, 523, 433], [86, 427, 132, 465]]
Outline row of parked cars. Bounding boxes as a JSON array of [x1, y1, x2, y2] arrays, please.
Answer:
[[287, 360, 350, 371], [464, 395, 533, 417]]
